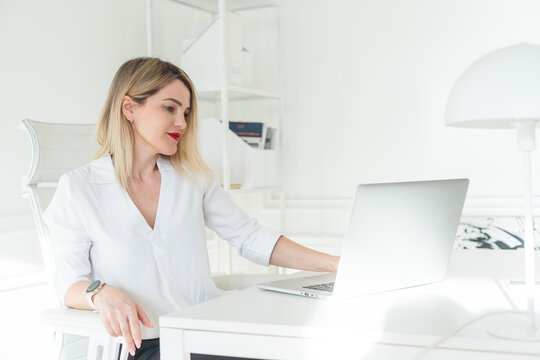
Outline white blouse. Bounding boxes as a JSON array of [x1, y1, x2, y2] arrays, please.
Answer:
[[42, 154, 281, 339]]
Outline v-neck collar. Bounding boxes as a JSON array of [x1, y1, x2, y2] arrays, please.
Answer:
[[90, 154, 175, 233], [128, 172, 163, 233]]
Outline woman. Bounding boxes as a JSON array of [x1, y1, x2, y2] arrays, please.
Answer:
[[43, 57, 339, 360]]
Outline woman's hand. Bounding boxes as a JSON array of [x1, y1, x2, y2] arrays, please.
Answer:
[[93, 285, 154, 356], [330, 255, 340, 272], [270, 235, 341, 272]]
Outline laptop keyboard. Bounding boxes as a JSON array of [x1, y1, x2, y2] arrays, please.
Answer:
[[302, 281, 334, 292]]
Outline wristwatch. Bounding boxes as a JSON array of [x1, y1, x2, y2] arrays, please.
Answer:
[[86, 280, 106, 310]]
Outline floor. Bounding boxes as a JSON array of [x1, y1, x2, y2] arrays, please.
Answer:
[[0, 283, 54, 360]]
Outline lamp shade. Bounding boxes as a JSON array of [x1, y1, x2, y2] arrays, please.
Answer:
[[445, 43, 540, 128]]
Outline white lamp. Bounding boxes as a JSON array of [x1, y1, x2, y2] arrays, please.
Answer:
[[446, 43, 540, 341]]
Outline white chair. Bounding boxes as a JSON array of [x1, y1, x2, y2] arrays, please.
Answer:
[[20, 119, 288, 360], [20, 118, 127, 360]]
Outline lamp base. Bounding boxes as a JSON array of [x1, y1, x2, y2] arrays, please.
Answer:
[[486, 312, 540, 342]]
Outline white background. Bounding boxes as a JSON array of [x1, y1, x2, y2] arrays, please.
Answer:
[[2, 0, 540, 285], [3, 0, 540, 218], [2, 1, 540, 358]]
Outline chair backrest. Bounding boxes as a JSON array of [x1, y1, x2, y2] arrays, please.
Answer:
[[20, 119, 99, 296]]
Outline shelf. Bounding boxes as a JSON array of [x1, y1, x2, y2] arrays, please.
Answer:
[[197, 85, 282, 101], [170, 0, 280, 13]]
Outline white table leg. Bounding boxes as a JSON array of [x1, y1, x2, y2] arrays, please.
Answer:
[[160, 328, 187, 360]]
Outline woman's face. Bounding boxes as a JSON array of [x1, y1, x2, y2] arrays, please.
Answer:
[[124, 79, 191, 156]]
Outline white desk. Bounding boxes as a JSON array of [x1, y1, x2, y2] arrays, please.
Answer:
[[160, 250, 540, 359]]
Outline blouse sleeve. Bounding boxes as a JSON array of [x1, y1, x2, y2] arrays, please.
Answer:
[[42, 173, 92, 307], [202, 178, 281, 266]]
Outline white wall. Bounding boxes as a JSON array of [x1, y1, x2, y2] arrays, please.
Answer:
[[3, 0, 540, 222], [0, 0, 143, 217], [279, 0, 540, 201]]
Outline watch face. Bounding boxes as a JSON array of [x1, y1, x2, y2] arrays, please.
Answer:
[[87, 280, 100, 293]]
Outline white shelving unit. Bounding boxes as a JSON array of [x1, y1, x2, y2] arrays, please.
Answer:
[[146, 0, 286, 274]]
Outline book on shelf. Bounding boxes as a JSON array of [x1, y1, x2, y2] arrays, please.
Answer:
[[228, 121, 263, 137], [229, 121, 263, 149], [228, 121, 276, 150]]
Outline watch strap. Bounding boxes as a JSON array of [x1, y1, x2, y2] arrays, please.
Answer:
[[86, 281, 105, 310]]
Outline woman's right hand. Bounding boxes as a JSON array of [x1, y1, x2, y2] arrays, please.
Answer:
[[93, 284, 154, 356]]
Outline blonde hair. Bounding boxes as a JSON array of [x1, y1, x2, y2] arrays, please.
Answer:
[[94, 57, 211, 194]]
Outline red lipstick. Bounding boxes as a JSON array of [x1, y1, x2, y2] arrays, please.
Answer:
[[167, 132, 180, 141]]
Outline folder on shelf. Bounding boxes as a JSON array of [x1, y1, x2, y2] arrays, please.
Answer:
[[228, 122, 277, 150], [229, 121, 266, 149]]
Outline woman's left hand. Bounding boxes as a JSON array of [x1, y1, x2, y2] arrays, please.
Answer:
[[270, 235, 341, 272], [329, 255, 340, 272]]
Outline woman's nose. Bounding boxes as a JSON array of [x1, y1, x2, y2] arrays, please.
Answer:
[[174, 115, 187, 130]]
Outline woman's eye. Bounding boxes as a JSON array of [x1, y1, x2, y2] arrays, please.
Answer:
[[166, 106, 175, 113]]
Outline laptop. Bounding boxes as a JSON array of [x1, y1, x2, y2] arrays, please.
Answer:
[[257, 178, 469, 299]]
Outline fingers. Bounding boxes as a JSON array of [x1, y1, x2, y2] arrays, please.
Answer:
[[101, 312, 120, 337], [136, 304, 154, 328], [118, 315, 136, 356], [110, 320, 121, 337], [102, 319, 119, 337], [128, 308, 142, 351], [95, 286, 150, 357]]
